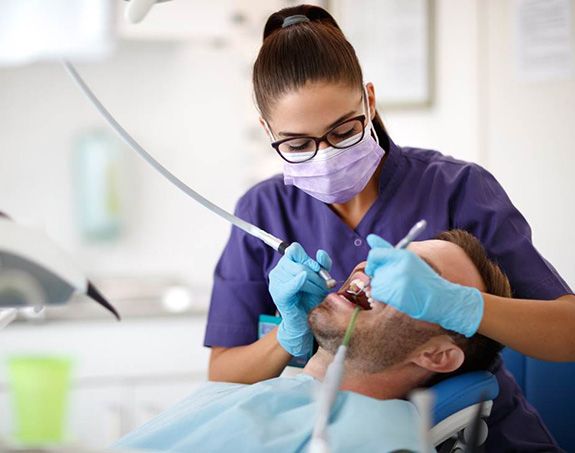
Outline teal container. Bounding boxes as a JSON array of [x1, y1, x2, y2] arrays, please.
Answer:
[[73, 130, 123, 241]]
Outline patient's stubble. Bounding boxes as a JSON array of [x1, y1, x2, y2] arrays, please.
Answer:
[[309, 298, 439, 374]]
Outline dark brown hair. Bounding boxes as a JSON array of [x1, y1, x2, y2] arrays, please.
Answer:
[[433, 230, 512, 381], [252, 4, 388, 147]]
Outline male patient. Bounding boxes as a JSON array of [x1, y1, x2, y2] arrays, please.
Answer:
[[113, 230, 510, 452]]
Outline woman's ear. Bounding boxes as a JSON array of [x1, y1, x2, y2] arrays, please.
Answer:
[[365, 82, 377, 120], [410, 335, 465, 373]]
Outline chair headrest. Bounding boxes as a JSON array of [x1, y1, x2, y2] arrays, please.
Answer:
[[429, 371, 499, 423]]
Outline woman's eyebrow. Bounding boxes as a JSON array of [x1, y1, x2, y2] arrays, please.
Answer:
[[278, 110, 357, 137]]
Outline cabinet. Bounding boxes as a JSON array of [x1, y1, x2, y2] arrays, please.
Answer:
[[0, 317, 209, 450], [130, 380, 204, 429], [69, 384, 127, 447], [0, 377, 203, 449]]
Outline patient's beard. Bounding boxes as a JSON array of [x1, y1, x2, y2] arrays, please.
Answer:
[[309, 303, 438, 374]]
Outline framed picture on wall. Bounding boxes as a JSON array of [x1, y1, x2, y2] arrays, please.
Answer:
[[329, 0, 434, 109]]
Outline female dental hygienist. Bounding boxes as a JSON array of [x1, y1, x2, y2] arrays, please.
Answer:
[[204, 5, 574, 451]]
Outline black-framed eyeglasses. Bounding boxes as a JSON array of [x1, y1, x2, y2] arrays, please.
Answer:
[[271, 114, 367, 163]]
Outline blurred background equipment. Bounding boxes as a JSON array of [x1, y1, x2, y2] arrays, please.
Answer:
[[0, 217, 120, 325], [0, 0, 114, 66], [73, 130, 125, 242], [124, 0, 174, 24]]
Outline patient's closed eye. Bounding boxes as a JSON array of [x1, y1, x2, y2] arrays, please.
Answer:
[[421, 257, 441, 276]]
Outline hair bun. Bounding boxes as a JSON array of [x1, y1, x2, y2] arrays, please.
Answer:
[[262, 4, 341, 41]]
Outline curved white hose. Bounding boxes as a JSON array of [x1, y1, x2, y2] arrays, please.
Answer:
[[61, 60, 284, 252]]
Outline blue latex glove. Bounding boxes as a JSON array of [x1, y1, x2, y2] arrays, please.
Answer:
[[269, 243, 332, 356], [365, 234, 484, 337]]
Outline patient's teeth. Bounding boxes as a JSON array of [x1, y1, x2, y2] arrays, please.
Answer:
[[348, 278, 365, 294]]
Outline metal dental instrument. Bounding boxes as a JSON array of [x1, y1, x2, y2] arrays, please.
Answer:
[[395, 219, 428, 250], [62, 61, 336, 289], [344, 219, 428, 304], [309, 219, 428, 453], [345, 280, 365, 298]]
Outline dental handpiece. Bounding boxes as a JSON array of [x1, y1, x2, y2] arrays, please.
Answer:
[[62, 61, 336, 289]]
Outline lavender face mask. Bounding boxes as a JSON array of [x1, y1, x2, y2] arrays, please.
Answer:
[[283, 132, 384, 204], [281, 84, 385, 204]]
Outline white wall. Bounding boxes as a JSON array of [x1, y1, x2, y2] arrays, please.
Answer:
[[383, 0, 481, 163], [480, 0, 575, 287], [0, 41, 250, 290], [383, 0, 574, 289]]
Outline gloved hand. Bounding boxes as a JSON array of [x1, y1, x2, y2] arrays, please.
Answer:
[[365, 234, 484, 337], [269, 243, 332, 356]]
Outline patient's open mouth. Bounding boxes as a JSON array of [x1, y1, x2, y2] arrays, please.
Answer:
[[338, 275, 372, 310]]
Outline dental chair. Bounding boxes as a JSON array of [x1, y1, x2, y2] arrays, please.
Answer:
[[429, 370, 498, 452]]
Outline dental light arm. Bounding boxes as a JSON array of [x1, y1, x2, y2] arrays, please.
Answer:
[[0, 217, 120, 328]]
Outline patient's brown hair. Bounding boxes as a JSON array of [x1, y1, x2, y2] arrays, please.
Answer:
[[431, 229, 512, 382]]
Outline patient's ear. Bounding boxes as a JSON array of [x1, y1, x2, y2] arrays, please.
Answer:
[[410, 335, 464, 373]]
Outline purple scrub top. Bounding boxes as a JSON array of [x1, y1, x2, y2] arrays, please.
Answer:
[[205, 137, 572, 452]]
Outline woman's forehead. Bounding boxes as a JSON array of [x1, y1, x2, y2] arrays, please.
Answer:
[[267, 82, 362, 134]]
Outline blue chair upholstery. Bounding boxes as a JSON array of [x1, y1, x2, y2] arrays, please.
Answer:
[[428, 371, 499, 450], [502, 348, 575, 450], [431, 371, 499, 424]]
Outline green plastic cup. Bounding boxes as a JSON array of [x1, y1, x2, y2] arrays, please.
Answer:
[[7, 355, 73, 445]]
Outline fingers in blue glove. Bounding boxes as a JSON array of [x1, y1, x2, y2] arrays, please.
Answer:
[[366, 234, 393, 250], [282, 243, 331, 294], [365, 235, 394, 276], [366, 246, 419, 277], [370, 265, 408, 303], [277, 258, 328, 296], [285, 243, 320, 272], [315, 249, 332, 272], [288, 271, 308, 295]]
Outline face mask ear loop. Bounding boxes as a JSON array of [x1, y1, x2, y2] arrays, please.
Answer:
[[261, 117, 277, 142], [363, 84, 379, 146], [253, 93, 277, 142]]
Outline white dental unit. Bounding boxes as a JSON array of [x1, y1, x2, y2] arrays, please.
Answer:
[[0, 217, 119, 328]]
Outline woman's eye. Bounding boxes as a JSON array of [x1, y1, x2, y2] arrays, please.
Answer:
[[332, 128, 354, 138], [330, 123, 357, 139], [287, 140, 313, 151]]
